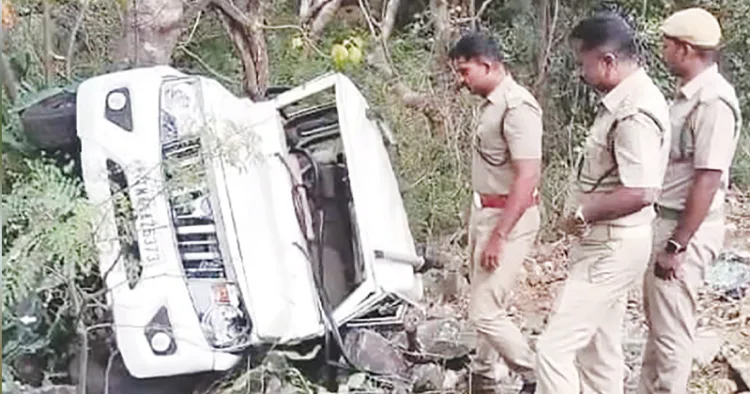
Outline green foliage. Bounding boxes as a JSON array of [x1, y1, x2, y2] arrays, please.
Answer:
[[2, 159, 97, 310], [1, 156, 97, 384]]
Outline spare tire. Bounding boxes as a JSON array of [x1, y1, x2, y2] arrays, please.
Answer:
[[21, 90, 78, 150]]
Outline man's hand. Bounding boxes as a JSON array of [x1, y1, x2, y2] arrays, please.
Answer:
[[654, 250, 685, 280], [480, 233, 506, 271]]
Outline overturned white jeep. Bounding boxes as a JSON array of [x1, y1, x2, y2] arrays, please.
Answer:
[[74, 67, 424, 378]]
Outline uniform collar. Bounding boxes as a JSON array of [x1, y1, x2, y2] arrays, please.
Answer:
[[601, 68, 649, 113], [679, 64, 719, 99], [486, 74, 515, 105]]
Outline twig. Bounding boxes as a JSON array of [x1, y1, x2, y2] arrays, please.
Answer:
[[258, 23, 329, 58], [357, 0, 378, 39], [42, 0, 53, 85], [66, 0, 90, 77], [177, 46, 236, 85], [533, 0, 559, 98], [104, 348, 118, 394], [475, 0, 496, 22], [358, 0, 396, 74], [180, 9, 203, 48]]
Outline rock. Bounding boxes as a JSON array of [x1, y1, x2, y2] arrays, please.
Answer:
[[411, 364, 445, 392], [421, 270, 444, 301], [392, 318, 474, 361], [345, 373, 369, 391], [421, 269, 468, 302], [729, 352, 750, 391], [427, 303, 459, 319], [714, 378, 738, 394], [442, 370, 461, 390], [693, 328, 724, 366], [442, 270, 469, 301], [262, 351, 290, 374], [741, 298, 750, 324], [707, 253, 750, 298], [265, 376, 284, 394], [344, 329, 409, 377]]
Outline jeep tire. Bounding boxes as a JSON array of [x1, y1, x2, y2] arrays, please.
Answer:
[[21, 91, 78, 150]]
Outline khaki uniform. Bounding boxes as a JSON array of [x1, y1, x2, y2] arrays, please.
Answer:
[[535, 69, 670, 394], [467, 76, 543, 379], [638, 65, 741, 394]]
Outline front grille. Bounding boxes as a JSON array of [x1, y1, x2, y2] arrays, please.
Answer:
[[162, 136, 226, 279]]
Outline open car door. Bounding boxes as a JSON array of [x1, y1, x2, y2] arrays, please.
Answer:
[[273, 74, 422, 328]]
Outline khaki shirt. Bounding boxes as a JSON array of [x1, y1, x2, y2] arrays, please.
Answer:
[[472, 76, 543, 195], [658, 65, 742, 213], [574, 68, 671, 227]]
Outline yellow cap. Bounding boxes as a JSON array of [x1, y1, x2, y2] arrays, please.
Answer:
[[660, 8, 722, 48]]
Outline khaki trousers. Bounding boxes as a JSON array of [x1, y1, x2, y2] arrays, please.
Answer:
[[535, 223, 652, 394], [638, 214, 725, 394], [468, 205, 540, 378]]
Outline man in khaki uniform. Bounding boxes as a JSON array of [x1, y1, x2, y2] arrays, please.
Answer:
[[448, 32, 543, 392], [534, 14, 670, 394], [638, 9, 742, 394]]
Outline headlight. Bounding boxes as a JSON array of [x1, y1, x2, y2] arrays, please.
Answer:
[[201, 304, 248, 348], [199, 284, 251, 349]]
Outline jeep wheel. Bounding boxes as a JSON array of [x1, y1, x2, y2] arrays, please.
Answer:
[[21, 91, 78, 150]]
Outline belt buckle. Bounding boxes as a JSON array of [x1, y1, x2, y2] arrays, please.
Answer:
[[473, 191, 482, 209]]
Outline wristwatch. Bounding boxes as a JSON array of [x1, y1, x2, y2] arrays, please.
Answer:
[[574, 205, 587, 226], [665, 239, 686, 254]]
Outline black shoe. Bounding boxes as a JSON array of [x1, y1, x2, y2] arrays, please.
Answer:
[[519, 379, 537, 393]]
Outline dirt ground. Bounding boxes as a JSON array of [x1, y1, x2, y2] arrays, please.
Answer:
[[501, 190, 750, 394]]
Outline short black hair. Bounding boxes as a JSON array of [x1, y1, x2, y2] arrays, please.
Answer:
[[448, 32, 504, 63], [570, 13, 639, 58]]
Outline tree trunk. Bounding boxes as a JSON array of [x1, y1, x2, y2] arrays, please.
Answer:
[[112, 0, 186, 68], [213, 0, 269, 100]]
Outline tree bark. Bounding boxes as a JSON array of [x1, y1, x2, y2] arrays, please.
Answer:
[[112, 0, 186, 67], [214, 0, 269, 100]]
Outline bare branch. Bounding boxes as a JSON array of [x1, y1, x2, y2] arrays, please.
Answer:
[[66, 0, 90, 78], [177, 46, 236, 85], [476, 0, 496, 21], [533, 0, 558, 100], [381, 0, 401, 40], [42, 0, 52, 85]]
